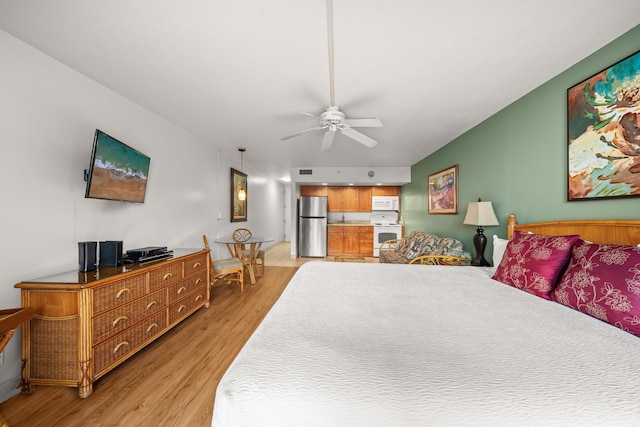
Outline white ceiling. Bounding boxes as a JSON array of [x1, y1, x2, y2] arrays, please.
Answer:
[[2, 1, 639, 181]]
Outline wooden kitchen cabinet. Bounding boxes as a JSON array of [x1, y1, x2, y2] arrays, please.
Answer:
[[357, 187, 372, 212], [304, 185, 400, 212], [328, 225, 374, 256], [359, 226, 374, 257], [300, 186, 328, 197], [342, 187, 359, 212], [343, 227, 360, 254], [372, 186, 401, 196], [327, 186, 374, 212], [327, 226, 344, 254], [328, 187, 345, 212], [300, 186, 315, 196]]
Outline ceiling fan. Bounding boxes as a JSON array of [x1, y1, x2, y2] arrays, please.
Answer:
[[281, 0, 382, 152]]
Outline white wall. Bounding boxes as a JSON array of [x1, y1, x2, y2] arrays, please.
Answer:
[[0, 31, 284, 403], [211, 150, 285, 260]]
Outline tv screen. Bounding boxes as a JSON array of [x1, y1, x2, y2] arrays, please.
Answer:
[[84, 129, 151, 203]]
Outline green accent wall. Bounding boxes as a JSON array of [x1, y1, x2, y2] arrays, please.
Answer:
[[402, 24, 640, 264]]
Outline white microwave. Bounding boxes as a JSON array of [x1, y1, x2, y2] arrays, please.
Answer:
[[372, 196, 399, 211]]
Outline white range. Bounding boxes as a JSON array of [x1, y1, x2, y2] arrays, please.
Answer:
[[371, 212, 403, 257]]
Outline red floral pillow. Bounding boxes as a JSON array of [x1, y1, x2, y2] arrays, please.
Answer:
[[492, 231, 579, 299], [552, 239, 640, 337]]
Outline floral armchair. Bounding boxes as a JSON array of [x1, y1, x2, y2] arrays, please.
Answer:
[[378, 230, 471, 264]]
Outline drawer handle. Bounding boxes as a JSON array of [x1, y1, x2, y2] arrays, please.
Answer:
[[116, 288, 131, 299], [112, 315, 129, 327], [113, 341, 130, 354], [177, 286, 187, 294], [178, 304, 187, 313], [193, 262, 201, 269], [146, 301, 158, 311], [195, 278, 202, 285], [146, 323, 159, 334], [195, 294, 203, 302], [163, 272, 173, 280]]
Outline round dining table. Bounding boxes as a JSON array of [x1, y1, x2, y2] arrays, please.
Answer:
[[214, 236, 274, 285]]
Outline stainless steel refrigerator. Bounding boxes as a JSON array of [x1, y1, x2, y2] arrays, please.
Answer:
[[298, 196, 328, 257]]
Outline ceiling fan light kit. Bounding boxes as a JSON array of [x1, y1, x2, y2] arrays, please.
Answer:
[[281, 0, 382, 152]]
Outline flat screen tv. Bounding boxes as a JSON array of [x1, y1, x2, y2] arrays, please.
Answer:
[[84, 129, 151, 203]]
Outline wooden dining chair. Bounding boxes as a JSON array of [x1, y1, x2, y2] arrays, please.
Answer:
[[232, 228, 265, 276], [203, 235, 244, 291]]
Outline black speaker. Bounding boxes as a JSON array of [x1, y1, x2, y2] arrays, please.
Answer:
[[78, 241, 97, 272], [99, 240, 123, 267]]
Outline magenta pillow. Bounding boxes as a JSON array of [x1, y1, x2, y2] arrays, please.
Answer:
[[552, 239, 640, 337], [492, 231, 579, 299]]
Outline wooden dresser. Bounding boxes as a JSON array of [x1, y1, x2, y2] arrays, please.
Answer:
[[14, 249, 209, 398]]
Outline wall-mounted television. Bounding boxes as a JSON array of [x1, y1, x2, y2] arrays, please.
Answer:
[[84, 129, 151, 203]]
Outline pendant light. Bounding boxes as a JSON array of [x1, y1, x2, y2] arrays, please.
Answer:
[[238, 148, 246, 201]]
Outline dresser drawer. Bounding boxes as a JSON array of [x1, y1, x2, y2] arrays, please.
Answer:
[[169, 285, 207, 324], [93, 311, 167, 375], [184, 253, 208, 276], [92, 289, 167, 345], [93, 273, 147, 315], [148, 260, 183, 291], [168, 271, 208, 303]]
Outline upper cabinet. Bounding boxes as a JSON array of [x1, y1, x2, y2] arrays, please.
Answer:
[[327, 187, 345, 212], [357, 187, 372, 212], [372, 186, 401, 196], [301, 185, 399, 212], [342, 187, 359, 212], [300, 186, 329, 197]]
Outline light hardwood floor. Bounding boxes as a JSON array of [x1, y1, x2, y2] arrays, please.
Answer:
[[266, 241, 377, 266], [0, 241, 375, 426], [0, 254, 297, 426]]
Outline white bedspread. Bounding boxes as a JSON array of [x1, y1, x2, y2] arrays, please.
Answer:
[[212, 262, 640, 427]]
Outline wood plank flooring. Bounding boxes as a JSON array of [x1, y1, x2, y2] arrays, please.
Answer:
[[0, 263, 298, 427]]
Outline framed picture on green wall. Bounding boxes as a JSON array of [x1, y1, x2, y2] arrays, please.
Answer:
[[428, 165, 458, 214], [567, 49, 640, 201]]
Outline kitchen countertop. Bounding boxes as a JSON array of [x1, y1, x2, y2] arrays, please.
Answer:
[[328, 222, 405, 227]]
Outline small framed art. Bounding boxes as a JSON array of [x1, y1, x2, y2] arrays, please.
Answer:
[[428, 165, 458, 214], [231, 168, 247, 222]]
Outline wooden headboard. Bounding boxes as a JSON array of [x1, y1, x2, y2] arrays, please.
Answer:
[[507, 213, 640, 246]]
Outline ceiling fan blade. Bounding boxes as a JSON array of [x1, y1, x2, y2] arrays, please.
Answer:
[[320, 128, 336, 151], [343, 118, 382, 128], [300, 112, 316, 117], [339, 126, 378, 148], [280, 126, 323, 141]]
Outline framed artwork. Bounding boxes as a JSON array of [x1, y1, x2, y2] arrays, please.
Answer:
[[567, 49, 640, 201], [230, 168, 247, 222], [428, 165, 458, 214]]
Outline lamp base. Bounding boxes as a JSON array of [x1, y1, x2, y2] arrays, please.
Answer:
[[471, 227, 490, 267]]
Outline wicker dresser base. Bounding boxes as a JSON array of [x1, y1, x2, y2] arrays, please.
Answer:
[[15, 249, 209, 398]]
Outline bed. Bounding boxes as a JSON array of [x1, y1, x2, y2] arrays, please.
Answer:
[[212, 214, 640, 426]]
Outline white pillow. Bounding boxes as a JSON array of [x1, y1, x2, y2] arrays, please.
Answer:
[[493, 235, 509, 267]]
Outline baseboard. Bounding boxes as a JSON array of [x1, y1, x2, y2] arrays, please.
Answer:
[[0, 375, 21, 405]]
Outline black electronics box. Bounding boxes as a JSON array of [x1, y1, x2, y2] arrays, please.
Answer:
[[99, 240, 123, 267], [78, 241, 97, 272], [126, 246, 168, 259]]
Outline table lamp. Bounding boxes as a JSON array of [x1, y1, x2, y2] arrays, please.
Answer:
[[463, 198, 499, 266]]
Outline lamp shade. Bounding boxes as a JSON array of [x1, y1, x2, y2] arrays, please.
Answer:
[[463, 201, 499, 226]]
